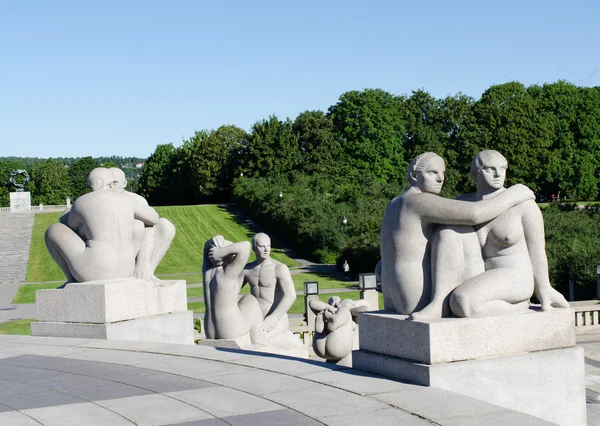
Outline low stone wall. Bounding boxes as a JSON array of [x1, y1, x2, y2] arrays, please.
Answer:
[[571, 300, 600, 335], [0, 204, 68, 214]]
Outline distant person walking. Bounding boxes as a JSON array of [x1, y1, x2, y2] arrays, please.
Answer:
[[343, 260, 350, 281]]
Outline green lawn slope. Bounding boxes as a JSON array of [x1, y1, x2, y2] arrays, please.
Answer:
[[26, 204, 298, 282]]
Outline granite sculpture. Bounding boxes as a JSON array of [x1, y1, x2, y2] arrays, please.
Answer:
[[46, 167, 175, 283], [37, 168, 190, 344], [45, 168, 161, 283], [379, 152, 535, 315], [202, 234, 307, 355], [412, 150, 569, 320], [240, 233, 303, 348], [310, 296, 370, 366], [202, 236, 268, 345]]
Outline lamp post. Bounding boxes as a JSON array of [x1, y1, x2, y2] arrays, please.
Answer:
[[304, 281, 319, 330], [278, 191, 283, 200], [342, 216, 347, 226], [66, 196, 71, 208], [359, 273, 378, 310]]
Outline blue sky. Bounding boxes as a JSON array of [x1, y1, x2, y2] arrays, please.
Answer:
[[1, 0, 598, 159]]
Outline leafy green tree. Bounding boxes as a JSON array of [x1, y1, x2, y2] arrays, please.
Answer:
[[187, 125, 248, 201], [67, 156, 97, 200], [137, 143, 177, 205], [473, 82, 554, 192], [292, 111, 341, 174], [243, 116, 299, 178], [328, 89, 406, 183], [29, 159, 70, 205]]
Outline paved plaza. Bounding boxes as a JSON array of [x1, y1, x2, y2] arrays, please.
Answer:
[[0, 335, 558, 426]]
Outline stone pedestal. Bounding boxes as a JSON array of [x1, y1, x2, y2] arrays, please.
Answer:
[[10, 191, 31, 212], [31, 278, 194, 345], [352, 308, 586, 426]]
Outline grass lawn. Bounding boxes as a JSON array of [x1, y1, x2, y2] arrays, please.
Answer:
[[291, 272, 352, 292], [26, 205, 298, 282], [0, 319, 33, 335], [187, 301, 205, 313], [26, 212, 65, 282], [13, 283, 63, 304]]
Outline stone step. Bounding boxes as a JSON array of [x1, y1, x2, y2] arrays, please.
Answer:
[[0, 213, 35, 283]]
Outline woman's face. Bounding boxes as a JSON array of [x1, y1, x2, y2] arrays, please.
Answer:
[[414, 157, 445, 194], [474, 153, 507, 191]]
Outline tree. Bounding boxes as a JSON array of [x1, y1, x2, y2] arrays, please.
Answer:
[[68, 156, 97, 200], [187, 125, 248, 201], [473, 82, 554, 192], [292, 111, 341, 174], [137, 143, 177, 205], [328, 89, 406, 182], [243, 116, 300, 178], [29, 159, 70, 205]]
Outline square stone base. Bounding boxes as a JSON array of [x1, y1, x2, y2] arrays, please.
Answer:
[[10, 191, 31, 212], [358, 307, 575, 364], [36, 279, 187, 323], [353, 346, 585, 426], [353, 308, 585, 425], [32, 310, 194, 345]]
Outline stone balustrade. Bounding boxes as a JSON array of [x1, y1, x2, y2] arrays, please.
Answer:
[[571, 301, 600, 335]]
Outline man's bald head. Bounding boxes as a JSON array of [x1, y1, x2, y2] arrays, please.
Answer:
[[110, 167, 127, 191], [88, 168, 114, 192]]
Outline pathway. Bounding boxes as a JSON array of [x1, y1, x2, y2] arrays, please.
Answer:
[[0, 213, 34, 283]]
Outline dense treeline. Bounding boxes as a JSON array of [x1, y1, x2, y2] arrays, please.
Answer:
[[138, 80, 600, 294], [0, 156, 144, 207]]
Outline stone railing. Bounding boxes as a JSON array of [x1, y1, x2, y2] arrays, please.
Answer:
[[290, 322, 314, 347], [0, 205, 68, 214], [571, 301, 600, 335]]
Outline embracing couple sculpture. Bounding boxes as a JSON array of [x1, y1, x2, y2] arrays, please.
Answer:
[[380, 150, 569, 320]]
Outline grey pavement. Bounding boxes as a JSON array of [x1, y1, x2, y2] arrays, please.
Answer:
[[0, 213, 34, 283], [0, 335, 556, 425]]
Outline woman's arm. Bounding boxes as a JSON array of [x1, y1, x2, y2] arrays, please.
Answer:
[[407, 184, 534, 226], [521, 201, 569, 310], [209, 240, 251, 279]]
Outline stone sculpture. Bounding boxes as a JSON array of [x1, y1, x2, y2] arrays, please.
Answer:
[[109, 168, 176, 281], [9, 169, 29, 192], [45, 168, 161, 283], [241, 233, 296, 335], [412, 150, 569, 320], [309, 296, 370, 366], [202, 236, 268, 345], [379, 152, 535, 315], [47, 167, 175, 283]]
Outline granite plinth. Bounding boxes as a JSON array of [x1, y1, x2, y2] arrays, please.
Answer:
[[353, 346, 585, 426], [36, 279, 187, 323], [10, 191, 31, 212], [32, 310, 194, 344], [358, 307, 575, 364]]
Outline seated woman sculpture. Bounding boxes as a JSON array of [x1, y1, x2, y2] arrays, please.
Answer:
[[380, 152, 535, 315], [202, 236, 267, 345], [412, 150, 569, 320]]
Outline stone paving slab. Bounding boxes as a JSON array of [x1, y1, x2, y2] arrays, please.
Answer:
[[0, 335, 564, 425]]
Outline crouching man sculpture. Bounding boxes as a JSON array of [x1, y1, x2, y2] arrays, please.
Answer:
[[46, 167, 175, 283]]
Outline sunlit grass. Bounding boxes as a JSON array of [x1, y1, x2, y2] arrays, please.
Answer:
[[13, 283, 62, 304], [0, 319, 34, 335]]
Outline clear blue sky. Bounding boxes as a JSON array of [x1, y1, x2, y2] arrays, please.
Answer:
[[1, 0, 598, 159]]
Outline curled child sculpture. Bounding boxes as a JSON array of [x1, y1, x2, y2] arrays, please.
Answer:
[[45, 167, 175, 283], [310, 296, 370, 366], [380, 151, 568, 319]]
